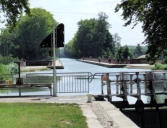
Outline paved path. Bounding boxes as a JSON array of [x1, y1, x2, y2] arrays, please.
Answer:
[[0, 95, 138, 128], [80, 59, 152, 69]]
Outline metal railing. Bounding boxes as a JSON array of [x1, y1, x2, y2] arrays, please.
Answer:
[[1, 71, 167, 97], [56, 72, 92, 93], [99, 71, 167, 101], [26, 72, 92, 93]]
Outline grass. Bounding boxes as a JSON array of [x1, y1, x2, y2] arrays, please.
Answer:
[[21, 67, 49, 72], [152, 62, 167, 70], [0, 103, 88, 128]]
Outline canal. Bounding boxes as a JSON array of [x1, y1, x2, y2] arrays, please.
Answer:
[[0, 58, 150, 103]]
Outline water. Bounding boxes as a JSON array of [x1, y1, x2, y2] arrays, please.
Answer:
[[0, 58, 151, 103]]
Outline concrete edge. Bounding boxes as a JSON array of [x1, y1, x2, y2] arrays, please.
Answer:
[[97, 101, 139, 128], [80, 104, 104, 128]]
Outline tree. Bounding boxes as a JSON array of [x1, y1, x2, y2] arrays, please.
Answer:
[[0, 0, 30, 26], [115, 0, 167, 60], [122, 45, 132, 59], [134, 44, 144, 57], [65, 12, 115, 58], [0, 8, 57, 60], [116, 46, 132, 61], [113, 33, 121, 50]]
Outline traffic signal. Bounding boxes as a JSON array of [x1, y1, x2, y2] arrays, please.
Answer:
[[56, 23, 64, 47]]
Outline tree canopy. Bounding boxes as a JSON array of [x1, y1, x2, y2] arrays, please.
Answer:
[[65, 12, 115, 58], [0, 0, 30, 26], [0, 8, 57, 60], [134, 44, 144, 57], [115, 0, 167, 60]]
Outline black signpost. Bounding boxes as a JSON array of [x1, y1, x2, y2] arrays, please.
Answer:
[[40, 23, 64, 97]]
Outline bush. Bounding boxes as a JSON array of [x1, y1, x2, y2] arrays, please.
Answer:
[[0, 64, 9, 74], [0, 64, 9, 82], [152, 63, 167, 70], [7, 63, 18, 74], [0, 55, 19, 65]]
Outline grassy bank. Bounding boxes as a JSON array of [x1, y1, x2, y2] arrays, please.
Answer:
[[0, 64, 9, 74], [152, 63, 167, 70], [21, 66, 49, 72], [0, 103, 88, 128]]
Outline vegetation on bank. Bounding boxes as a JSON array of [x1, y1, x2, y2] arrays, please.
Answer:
[[0, 8, 57, 60], [152, 63, 167, 70], [0, 103, 88, 128], [21, 67, 49, 72], [116, 0, 167, 61], [0, 56, 19, 75], [64, 12, 146, 60]]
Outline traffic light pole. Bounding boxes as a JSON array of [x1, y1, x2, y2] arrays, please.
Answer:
[[53, 22, 57, 97]]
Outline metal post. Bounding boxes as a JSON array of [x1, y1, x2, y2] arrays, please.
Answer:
[[130, 74, 133, 94], [144, 74, 147, 93], [163, 73, 166, 91], [116, 75, 119, 94], [53, 21, 57, 97], [101, 75, 104, 95], [106, 73, 111, 101], [136, 72, 141, 100]]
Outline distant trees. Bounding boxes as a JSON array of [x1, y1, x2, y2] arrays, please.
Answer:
[[115, 0, 167, 60], [113, 33, 121, 50], [0, 8, 57, 60], [134, 44, 144, 57], [65, 12, 115, 58], [116, 46, 132, 61], [64, 11, 149, 61]]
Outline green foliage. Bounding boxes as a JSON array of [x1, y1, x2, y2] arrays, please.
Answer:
[[128, 45, 147, 56], [0, 64, 8, 74], [7, 63, 18, 74], [0, 8, 57, 60], [0, 0, 30, 26], [102, 48, 113, 59], [64, 36, 77, 57], [116, 46, 133, 60], [152, 63, 167, 70], [134, 44, 144, 57], [113, 33, 121, 50], [65, 12, 115, 58], [0, 56, 19, 65], [115, 0, 167, 60]]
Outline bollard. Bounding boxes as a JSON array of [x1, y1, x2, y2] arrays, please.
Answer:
[[87, 94, 92, 103]]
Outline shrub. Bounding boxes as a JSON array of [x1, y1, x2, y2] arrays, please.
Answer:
[[0, 64, 9, 74], [7, 63, 18, 74], [0, 55, 19, 65], [0, 64, 9, 82], [152, 63, 167, 70]]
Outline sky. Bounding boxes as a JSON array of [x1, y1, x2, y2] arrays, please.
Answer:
[[29, 0, 145, 46]]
